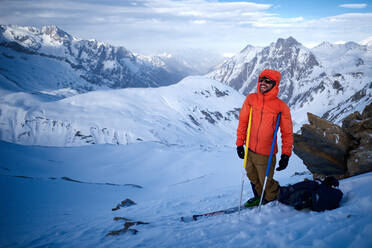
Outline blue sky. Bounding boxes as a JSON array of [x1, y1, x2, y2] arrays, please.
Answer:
[[1, 0, 372, 55], [225, 0, 372, 17]]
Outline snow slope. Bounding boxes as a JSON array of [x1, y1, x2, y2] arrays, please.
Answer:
[[0, 76, 244, 147], [1, 140, 372, 248]]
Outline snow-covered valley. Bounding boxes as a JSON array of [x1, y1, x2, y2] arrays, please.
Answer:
[[0, 76, 243, 147], [2, 140, 372, 248]]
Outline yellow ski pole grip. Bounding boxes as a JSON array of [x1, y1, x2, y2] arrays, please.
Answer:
[[243, 107, 253, 169]]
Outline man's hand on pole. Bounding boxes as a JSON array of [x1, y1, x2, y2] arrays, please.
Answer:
[[237, 146, 245, 159], [276, 154, 289, 171]]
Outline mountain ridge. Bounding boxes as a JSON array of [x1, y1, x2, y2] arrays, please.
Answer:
[[207, 37, 372, 127], [0, 25, 221, 95]]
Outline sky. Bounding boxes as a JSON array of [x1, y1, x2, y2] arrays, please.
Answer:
[[1, 0, 372, 55]]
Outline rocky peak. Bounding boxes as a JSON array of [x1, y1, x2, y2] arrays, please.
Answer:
[[240, 44, 256, 54], [259, 36, 319, 89], [41, 25, 72, 42], [316, 41, 333, 48], [344, 41, 364, 51], [206, 36, 321, 102], [261, 36, 319, 72], [275, 36, 302, 50]]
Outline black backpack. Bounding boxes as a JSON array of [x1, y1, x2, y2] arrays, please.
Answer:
[[278, 177, 343, 212]]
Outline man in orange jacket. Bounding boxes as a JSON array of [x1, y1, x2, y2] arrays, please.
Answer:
[[236, 69, 293, 207]]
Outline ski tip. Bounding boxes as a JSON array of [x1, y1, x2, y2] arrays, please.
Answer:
[[180, 216, 194, 223]]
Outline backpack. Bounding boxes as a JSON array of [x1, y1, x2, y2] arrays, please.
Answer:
[[278, 177, 343, 212]]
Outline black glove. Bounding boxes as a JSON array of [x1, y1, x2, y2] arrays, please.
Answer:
[[276, 154, 289, 171], [237, 146, 245, 159]]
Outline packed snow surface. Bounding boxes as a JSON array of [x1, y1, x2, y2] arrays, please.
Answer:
[[1, 139, 372, 248]]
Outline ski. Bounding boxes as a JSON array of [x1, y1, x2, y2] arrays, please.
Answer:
[[180, 205, 254, 222]]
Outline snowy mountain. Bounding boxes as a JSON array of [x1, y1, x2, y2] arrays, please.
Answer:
[[137, 49, 223, 85], [151, 49, 225, 75], [207, 37, 372, 128], [0, 25, 198, 95], [0, 76, 244, 147], [207, 37, 319, 100], [207, 44, 264, 94]]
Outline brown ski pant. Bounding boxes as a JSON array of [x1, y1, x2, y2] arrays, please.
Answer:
[[245, 150, 279, 201]]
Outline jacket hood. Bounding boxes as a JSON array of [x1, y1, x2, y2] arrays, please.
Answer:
[[257, 69, 281, 98]]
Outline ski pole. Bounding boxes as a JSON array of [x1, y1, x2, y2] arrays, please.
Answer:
[[258, 112, 281, 212], [239, 106, 253, 215]]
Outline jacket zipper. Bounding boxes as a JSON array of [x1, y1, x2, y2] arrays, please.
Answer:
[[255, 96, 264, 151]]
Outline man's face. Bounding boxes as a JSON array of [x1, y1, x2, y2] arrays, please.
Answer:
[[259, 77, 276, 94]]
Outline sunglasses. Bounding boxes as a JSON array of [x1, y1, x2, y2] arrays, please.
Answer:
[[259, 76, 276, 85]]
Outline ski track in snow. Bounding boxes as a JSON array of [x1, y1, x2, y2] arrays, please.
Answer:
[[1, 140, 372, 248]]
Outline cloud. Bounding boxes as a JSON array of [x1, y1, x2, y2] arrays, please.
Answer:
[[339, 3, 367, 9], [334, 40, 347, 44], [360, 36, 372, 45], [148, 0, 271, 17], [0, 0, 372, 54], [191, 20, 207, 25], [223, 52, 235, 58], [250, 16, 304, 28]]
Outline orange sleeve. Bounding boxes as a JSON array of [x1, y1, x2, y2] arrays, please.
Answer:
[[236, 97, 251, 146], [279, 102, 293, 156]]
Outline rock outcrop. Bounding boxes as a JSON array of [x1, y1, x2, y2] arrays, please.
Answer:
[[294, 102, 372, 179], [343, 102, 372, 176]]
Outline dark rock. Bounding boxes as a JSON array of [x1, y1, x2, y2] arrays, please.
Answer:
[[342, 112, 362, 129], [361, 101, 372, 119], [201, 110, 216, 124], [188, 115, 200, 126], [212, 86, 229, 97], [332, 80, 343, 92], [113, 217, 132, 221], [106, 228, 138, 236], [347, 146, 372, 176], [351, 89, 367, 102], [345, 102, 372, 176], [124, 221, 149, 229], [121, 198, 136, 207], [293, 133, 348, 175], [342, 112, 364, 140], [106, 219, 148, 237], [111, 198, 136, 211], [112, 205, 120, 211], [293, 113, 350, 175], [294, 102, 372, 179]]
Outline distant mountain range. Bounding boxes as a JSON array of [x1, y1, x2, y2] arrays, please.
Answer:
[[207, 37, 372, 125], [0, 24, 371, 147], [0, 25, 222, 96]]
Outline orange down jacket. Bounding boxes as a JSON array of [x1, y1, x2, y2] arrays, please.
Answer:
[[236, 69, 293, 156]]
